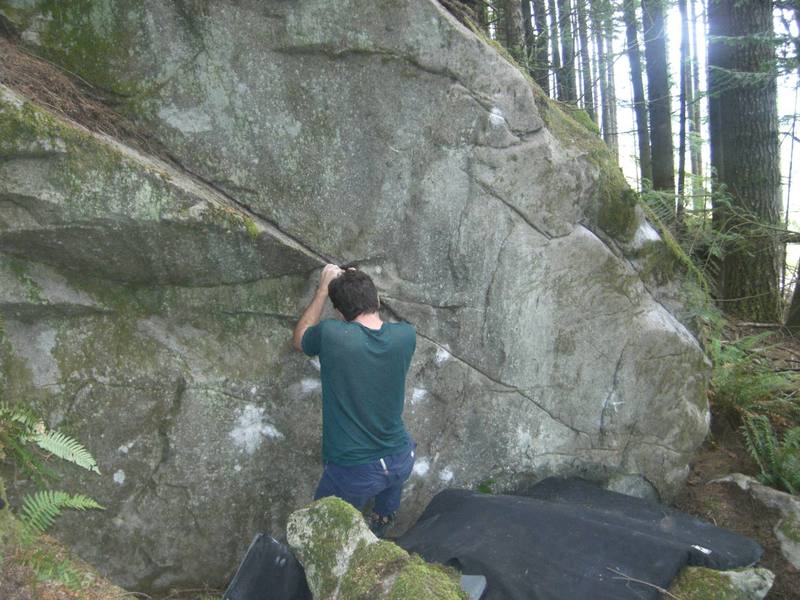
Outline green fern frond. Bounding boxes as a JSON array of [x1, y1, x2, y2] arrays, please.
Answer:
[[741, 414, 775, 479], [0, 402, 41, 433], [33, 431, 100, 474], [741, 416, 800, 495], [20, 490, 104, 533], [0, 430, 52, 484]]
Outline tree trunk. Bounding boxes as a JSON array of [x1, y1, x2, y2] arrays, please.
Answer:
[[591, 0, 611, 147], [689, 0, 704, 207], [787, 258, 800, 329], [708, 0, 782, 322], [532, 0, 551, 93], [577, 0, 595, 121], [623, 0, 652, 185], [558, 0, 577, 102], [677, 0, 689, 227], [504, 0, 527, 64], [460, 0, 488, 31], [548, 0, 564, 99], [522, 0, 535, 73], [603, 4, 618, 160], [642, 0, 675, 195]]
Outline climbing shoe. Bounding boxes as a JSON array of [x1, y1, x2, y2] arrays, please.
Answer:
[[368, 512, 396, 538]]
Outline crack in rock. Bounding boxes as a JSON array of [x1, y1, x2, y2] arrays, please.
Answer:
[[382, 300, 591, 440]]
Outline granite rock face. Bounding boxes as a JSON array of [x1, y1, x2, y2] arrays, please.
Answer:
[[0, 0, 709, 591]]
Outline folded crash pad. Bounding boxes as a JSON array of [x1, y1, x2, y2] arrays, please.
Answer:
[[397, 478, 763, 600], [223, 534, 311, 600]]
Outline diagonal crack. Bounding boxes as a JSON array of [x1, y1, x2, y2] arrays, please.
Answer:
[[458, 164, 554, 241], [382, 298, 591, 440]]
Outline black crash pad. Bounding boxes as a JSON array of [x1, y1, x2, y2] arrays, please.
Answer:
[[223, 534, 310, 600], [396, 478, 763, 600]]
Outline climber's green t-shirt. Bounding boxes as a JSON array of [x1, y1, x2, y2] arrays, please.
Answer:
[[301, 319, 415, 465]]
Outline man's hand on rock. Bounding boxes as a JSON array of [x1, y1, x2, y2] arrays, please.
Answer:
[[318, 264, 343, 296]]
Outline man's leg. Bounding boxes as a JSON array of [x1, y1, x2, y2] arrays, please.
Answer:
[[370, 446, 415, 537], [313, 463, 373, 512]]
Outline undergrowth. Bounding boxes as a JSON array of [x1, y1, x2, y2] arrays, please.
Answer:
[[639, 188, 800, 494], [741, 415, 800, 495], [0, 315, 104, 535]]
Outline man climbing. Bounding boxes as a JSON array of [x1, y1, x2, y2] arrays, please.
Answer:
[[292, 264, 417, 537]]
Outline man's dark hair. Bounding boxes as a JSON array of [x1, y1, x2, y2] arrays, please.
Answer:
[[329, 269, 379, 321]]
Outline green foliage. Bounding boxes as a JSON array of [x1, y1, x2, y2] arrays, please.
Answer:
[[1, 312, 103, 532], [741, 414, 800, 495], [32, 430, 100, 474], [709, 334, 800, 419], [476, 478, 496, 494], [22, 546, 94, 591], [0, 403, 53, 484], [20, 491, 104, 533]]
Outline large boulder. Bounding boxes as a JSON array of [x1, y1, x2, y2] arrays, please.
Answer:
[[0, 0, 709, 591]]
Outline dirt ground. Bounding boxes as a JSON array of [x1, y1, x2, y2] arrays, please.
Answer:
[[0, 534, 127, 600], [674, 424, 798, 599]]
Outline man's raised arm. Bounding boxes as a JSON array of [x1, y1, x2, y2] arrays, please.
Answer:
[[292, 264, 343, 352]]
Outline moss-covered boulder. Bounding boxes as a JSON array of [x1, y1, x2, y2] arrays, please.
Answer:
[[668, 566, 774, 600], [287, 497, 465, 600]]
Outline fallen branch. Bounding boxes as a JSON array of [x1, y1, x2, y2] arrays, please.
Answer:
[[606, 567, 684, 600]]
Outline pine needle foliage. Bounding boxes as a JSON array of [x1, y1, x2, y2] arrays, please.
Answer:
[[21, 491, 104, 533], [741, 414, 800, 495]]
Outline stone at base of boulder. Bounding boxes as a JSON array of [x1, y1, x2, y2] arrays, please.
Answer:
[[287, 497, 466, 600], [667, 567, 774, 600], [605, 474, 660, 503], [712, 473, 800, 570]]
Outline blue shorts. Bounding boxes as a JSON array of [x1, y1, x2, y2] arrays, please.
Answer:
[[314, 443, 416, 517]]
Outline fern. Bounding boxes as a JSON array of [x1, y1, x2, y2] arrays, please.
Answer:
[[33, 431, 100, 474], [741, 415, 776, 478], [20, 491, 104, 533], [1, 394, 104, 531], [741, 415, 800, 495]]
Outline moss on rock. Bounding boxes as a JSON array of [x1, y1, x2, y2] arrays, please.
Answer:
[[287, 497, 376, 599], [287, 497, 467, 600], [386, 556, 466, 600], [669, 567, 774, 600], [778, 513, 800, 544], [338, 540, 409, 599], [0, 477, 22, 564]]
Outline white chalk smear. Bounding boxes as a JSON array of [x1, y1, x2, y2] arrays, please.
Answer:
[[489, 107, 505, 126], [439, 468, 454, 483], [229, 404, 285, 454], [413, 459, 430, 477], [435, 345, 451, 364], [113, 470, 126, 485], [411, 388, 428, 404]]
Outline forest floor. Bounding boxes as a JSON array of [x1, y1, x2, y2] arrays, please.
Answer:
[[673, 321, 800, 600]]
